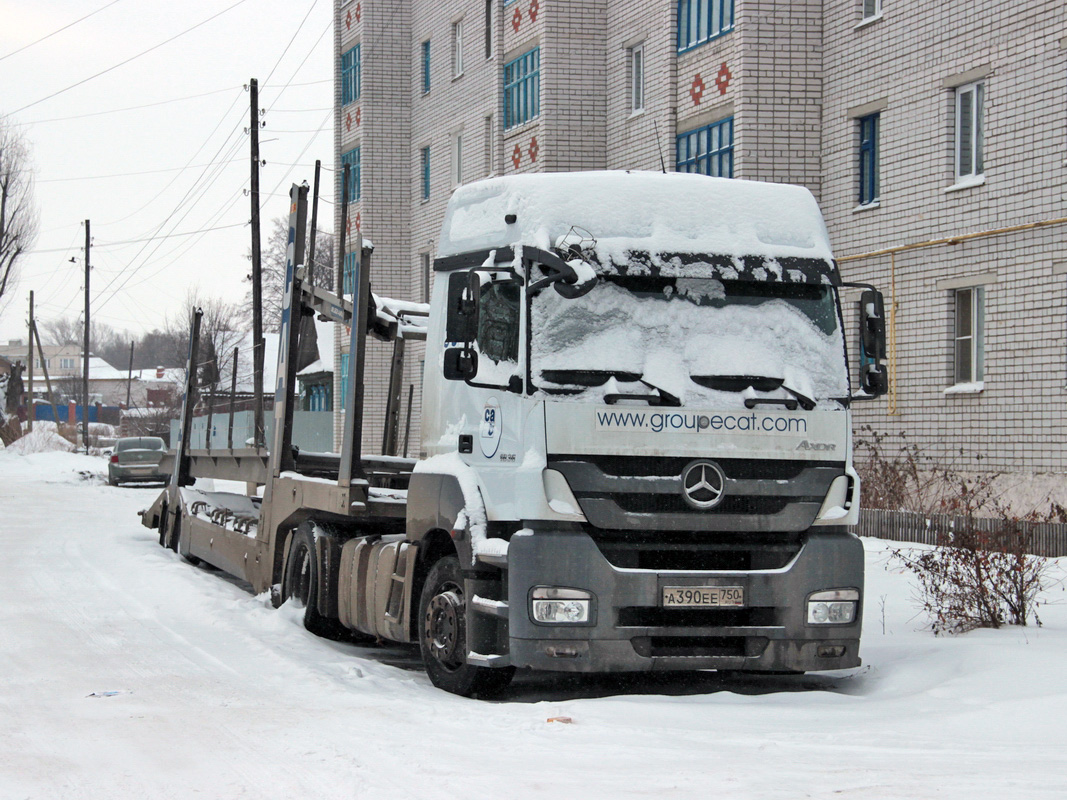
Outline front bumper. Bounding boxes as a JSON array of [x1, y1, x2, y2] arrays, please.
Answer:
[[502, 527, 863, 673]]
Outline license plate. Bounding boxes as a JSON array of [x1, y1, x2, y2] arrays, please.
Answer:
[[662, 586, 744, 608]]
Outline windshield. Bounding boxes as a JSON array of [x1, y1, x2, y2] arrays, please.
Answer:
[[530, 276, 848, 408]]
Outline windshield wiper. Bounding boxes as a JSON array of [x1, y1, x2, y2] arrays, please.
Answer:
[[605, 378, 681, 407], [539, 369, 640, 387], [692, 374, 816, 411]]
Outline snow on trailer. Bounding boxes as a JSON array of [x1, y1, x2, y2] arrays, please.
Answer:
[[144, 173, 890, 698]]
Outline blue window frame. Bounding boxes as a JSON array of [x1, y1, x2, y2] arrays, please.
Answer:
[[858, 113, 879, 205], [341, 44, 361, 105], [676, 117, 734, 177], [677, 0, 734, 53], [422, 40, 431, 93], [504, 47, 540, 129], [341, 147, 361, 203], [421, 146, 430, 200], [342, 251, 359, 295], [340, 353, 350, 409]]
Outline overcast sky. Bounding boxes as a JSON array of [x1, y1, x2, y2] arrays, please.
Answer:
[[0, 0, 334, 347]]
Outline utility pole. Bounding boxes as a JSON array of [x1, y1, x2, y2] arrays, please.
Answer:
[[26, 291, 33, 432], [126, 340, 134, 408], [249, 77, 265, 450], [83, 219, 90, 455], [308, 159, 321, 288], [30, 320, 62, 432]]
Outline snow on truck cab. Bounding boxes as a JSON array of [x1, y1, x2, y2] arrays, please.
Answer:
[[145, 172, 888, 697]]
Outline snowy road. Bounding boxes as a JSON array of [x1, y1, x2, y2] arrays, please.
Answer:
[[1, 450, 1065, 799]]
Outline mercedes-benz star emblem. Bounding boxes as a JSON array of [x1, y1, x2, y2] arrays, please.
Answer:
[[681, 460, 726, 510]]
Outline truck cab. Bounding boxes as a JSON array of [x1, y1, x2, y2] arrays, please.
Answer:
[[406, 171, 886, 693]]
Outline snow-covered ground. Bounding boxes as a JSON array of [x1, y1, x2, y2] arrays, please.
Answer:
[[1, 448, 1065, 799]]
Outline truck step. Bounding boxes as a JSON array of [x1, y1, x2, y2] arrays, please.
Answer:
[[471, 594, 509, 619], [466, 651, 511, 668]]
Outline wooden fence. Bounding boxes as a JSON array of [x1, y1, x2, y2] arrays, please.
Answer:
[[858, 508, 1067, 558]]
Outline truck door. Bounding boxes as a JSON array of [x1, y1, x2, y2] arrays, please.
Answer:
[[443, 268, 526, 518]]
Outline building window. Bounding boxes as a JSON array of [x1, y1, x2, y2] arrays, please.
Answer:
[[485, 0, 493, 59], [60, 357, 76, 370], [504, 47, 540, 129], [676, 117, 734, 177], [858, 113, 879, 205], [422, 40, 431, 93], [341, 147, 361, 203], [452, 19, 464, 78], [677, 0, 734, 53], [341, 44, 361, 106], [452, 132, 463, 186], [954, 286, 985, 385], [484, 114, 494, 176], [421, 252, 431, 302], [955, 81, 984, 181], [421, 146, 431, 200], [862, 0, 882, 20], [630, 43, 645, 113], [342, 251, 359, 295], [340, 353, 350, 409]]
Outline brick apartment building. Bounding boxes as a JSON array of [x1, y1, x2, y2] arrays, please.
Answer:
[[332, 0, 1067, 478]]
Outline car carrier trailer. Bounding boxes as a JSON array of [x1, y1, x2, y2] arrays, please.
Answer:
[[143, 172, 888, 697]]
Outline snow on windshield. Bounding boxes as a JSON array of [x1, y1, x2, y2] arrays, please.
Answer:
[[530, 279, 848, 408]]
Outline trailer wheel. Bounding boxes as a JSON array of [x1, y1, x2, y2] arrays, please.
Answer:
[[418, 556, 514, 697], [281, 523, 342, 638]]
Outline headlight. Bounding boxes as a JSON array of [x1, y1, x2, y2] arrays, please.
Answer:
[[807, 589, 859, 625], [531, 587, 592, 624]]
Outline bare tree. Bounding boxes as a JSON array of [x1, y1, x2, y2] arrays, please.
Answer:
[[0, 115, 39, 316], [244, 217, 333, 332], [41, 315, 128, 367], [165, 289, 246, 389]]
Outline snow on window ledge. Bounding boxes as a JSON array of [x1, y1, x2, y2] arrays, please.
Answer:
[[945, 175, 986, 193], [854, 12, 884, 30], [943, 381, 985, 395], [853, 200, 881, 213]]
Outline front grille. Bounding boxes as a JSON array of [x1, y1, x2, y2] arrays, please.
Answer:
[[618, 607, 779, 628], [591, 530, 804, 571], [610, 493, 795, 516], [549, 454, 844, 532], [631, 636, 765, 658], [581, 455, 810, 482]]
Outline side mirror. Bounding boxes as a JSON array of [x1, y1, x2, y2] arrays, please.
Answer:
[[443, 347, 478, 380], [860, 289, 886, 361], [861, 363, 888, 397]]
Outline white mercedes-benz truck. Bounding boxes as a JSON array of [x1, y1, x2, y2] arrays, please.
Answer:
[[145, 171, 888, 697]]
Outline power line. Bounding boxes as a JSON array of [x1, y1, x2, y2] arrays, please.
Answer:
[[0, 0, 123, 63], [37, 158, 247, 184], [20, 86, 243, 125], [12, 0, 253, 114]]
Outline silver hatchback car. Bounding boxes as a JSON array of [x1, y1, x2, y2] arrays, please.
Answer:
[[108, 437, 168, 486]]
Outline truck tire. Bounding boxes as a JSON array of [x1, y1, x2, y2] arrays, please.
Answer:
[[418, 556, 514, 697], [281, 523, 344, 639]]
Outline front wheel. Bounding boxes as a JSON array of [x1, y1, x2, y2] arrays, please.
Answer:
[[418, 556, 513, 697]]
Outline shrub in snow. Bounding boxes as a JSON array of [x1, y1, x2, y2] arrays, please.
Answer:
[[859, 427, 1060, 633], [892, 515, 1054, 634]]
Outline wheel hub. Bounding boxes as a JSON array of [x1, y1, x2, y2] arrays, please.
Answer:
[[425, 590, 463, 666]]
